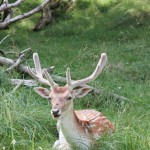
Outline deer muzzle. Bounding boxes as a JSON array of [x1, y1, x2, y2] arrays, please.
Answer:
[[51, 109, 61, 118]]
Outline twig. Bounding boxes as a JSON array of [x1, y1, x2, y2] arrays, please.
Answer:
[[5, 51, 19, 56], [6, 54, 24, 72], [12, 79, 23, 92], [20, 48, 31, 55], [4, 47, 31, 58], [0, 35, 10, 44], [19, 47, 32, 61]]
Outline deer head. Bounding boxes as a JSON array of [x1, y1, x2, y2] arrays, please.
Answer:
[[28, 53, 107, 119]]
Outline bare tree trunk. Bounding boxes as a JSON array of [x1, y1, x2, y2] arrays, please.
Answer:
[[33, 0, 74, 31], [33, 5, 52, 31]]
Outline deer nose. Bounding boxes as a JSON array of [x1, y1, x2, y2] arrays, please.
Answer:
[[52, 109, 59, 115]]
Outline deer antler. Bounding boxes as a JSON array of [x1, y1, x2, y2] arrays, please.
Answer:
[[43, 68, 57, 87], [66, 53, 107, 88], [28, 53, 107, 88], [66, 67, 72, 85], [28, 53, 56, 87]]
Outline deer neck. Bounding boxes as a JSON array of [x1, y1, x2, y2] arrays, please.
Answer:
[[58, 103, 78, 130], [57, 103, 91, 149]]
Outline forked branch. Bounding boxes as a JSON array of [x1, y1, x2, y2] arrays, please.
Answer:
[[0, 0, 24, 12], [0, 0, 51, 30], [6, 53, 24, 72]]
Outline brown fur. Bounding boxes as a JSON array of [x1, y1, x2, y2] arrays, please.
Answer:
[[52, 86, 69, 93]]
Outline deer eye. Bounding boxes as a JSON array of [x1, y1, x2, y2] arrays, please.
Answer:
[[66, 96, 72, 101], [49, 96, 53, 101]]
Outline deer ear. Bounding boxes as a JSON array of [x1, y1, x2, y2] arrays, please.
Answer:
[[34, 87, 50, 99], [72, 87, 93, 98]]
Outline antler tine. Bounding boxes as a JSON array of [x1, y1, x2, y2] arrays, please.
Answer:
[[43, 69, 57, 87], [33, 53, 42, 77], [71, 53, 107, 88], [28, 66, 50, 86], [66, 67, 72, 85], [27, 53, 50, 86]]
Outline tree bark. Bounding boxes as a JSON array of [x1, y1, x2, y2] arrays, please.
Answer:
[[0, 0, 24, 12], [34, 5, 52, 31]]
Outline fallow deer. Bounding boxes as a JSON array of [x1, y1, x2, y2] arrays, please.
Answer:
[[28, 53, 114, 150]]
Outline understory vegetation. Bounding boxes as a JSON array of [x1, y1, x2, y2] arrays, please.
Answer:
[[0, 0, 150, 149]]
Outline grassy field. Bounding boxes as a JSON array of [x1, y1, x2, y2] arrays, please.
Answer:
[[0, 0, 150, 149]]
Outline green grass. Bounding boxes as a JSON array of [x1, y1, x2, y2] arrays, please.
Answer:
[[0, 0, 150, 149]]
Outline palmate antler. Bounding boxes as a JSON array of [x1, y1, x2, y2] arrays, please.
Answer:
[[28, 52, 107, 89]]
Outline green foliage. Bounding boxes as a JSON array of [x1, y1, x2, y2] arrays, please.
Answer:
[[0, 69, 11, 89], [76, 0, 92, 9], [0, 0, 150, 149]]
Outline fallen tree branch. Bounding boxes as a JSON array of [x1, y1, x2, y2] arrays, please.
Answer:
[[0, 48, 32, 73], [11, 79, 38, 87], [0, 55, 29, 73], [0, 0, 51, 29], [6, 53, 24, 72], [0, 0, 24, 12]]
